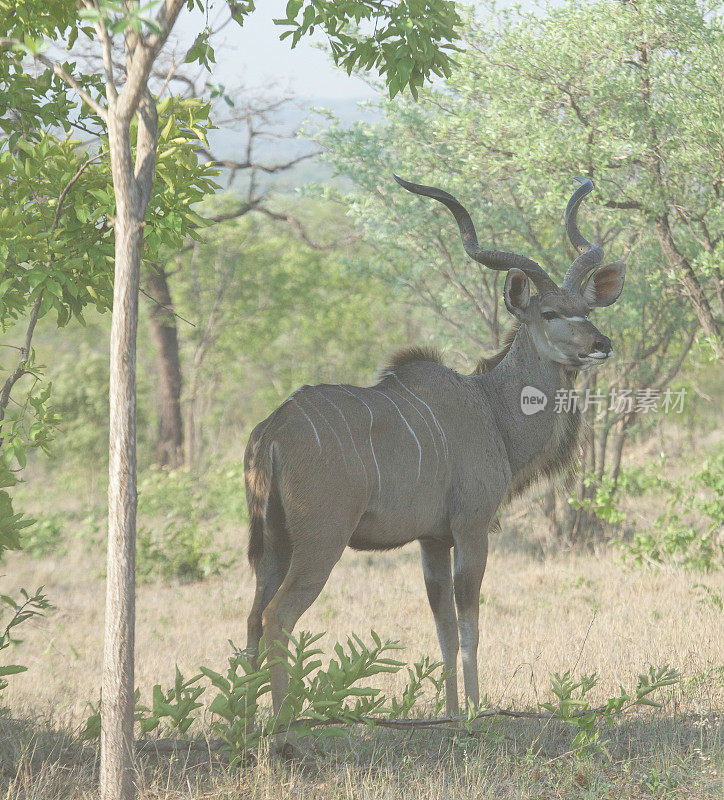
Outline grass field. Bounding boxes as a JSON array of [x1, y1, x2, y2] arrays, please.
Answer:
[[1, 513, 722, 799]]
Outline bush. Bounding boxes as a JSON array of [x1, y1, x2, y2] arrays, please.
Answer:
[[0, 588, 51, 702], [80, 630, 681, 764], [20, 513, 66, 558], [619, 451, 724, 572], [136, 467, 233, 584]]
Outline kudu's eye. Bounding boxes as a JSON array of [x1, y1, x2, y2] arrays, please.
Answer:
[[542, 310, 560, 321]]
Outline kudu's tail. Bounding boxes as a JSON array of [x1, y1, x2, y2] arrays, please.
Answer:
[[244, 434, 275, 568]]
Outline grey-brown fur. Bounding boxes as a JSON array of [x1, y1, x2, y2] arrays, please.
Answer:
[[244, 176, 626, 717], [380, 344, 444, 374]]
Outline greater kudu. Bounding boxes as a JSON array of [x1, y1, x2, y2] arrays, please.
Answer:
[[244, 176, 625, 716]]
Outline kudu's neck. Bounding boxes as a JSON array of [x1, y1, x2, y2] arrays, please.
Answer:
[[474, 323, 576, 477]]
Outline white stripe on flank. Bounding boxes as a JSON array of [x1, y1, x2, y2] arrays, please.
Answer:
[[336, 385, 381, 499], [385, 384, 440, 473], [308, 396, 349, 471], [292, 398, 322, 453], [375, 388, 422, 481], [319, 390, 368, 488], [389, 374, 449, 460]]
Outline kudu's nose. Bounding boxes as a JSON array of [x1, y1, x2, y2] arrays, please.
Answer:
[[592, 335, 613, 356]]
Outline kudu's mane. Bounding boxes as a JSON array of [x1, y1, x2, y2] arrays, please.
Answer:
[[381, 345, 444, 374], [473, 323, 521, 375], [381, 324, 522, 378]]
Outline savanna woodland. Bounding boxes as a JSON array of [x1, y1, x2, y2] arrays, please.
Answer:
[[0, 0, 722, 798]]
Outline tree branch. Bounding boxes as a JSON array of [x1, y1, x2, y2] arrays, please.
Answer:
[[0, 39, 109, 120], [116, 0, 186, 120], [0, 292, 43, 439], [195, 147, 318, 174]]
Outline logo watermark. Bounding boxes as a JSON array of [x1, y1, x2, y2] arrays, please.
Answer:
[[520, 385, 548, 415]]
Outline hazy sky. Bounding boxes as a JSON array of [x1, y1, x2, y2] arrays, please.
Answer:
[[173, 1, 545, 104], [174, 0, 378, 103]]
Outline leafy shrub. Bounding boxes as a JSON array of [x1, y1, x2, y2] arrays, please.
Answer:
[[204, 462, 248, 524], [539, 665, 681, 752], [136, 467, 232, 583], [137, 523, 227, 584], [0, 588, 51, 700], [1, 383, 60, 556], [20, 512, 66, 557], [619, 452, 723, 572], [81, 669, 205, 739], [569, 474, 626, 525], [80, 630, 680, 764]]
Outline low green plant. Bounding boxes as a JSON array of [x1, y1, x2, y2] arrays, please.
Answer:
[[0, 587, 51, 699], [619, 452, 723, 573], [691, 583, 723, 612], [136, 467, 232, 583], [137, 668, 205, 735], [80, 631, 681, 765], [540, 665, 681, 753], [20, 512, 66, 557], [200, 631, 430, 757], [81, 670, 206, 740]]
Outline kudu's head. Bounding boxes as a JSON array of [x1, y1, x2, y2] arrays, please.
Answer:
[[393, 175, 625, 369]]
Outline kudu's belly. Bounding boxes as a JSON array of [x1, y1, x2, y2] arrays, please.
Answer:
[[348, 492, 450, 551]]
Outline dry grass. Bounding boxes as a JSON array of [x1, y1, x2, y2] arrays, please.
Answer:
[[1, 522, 722, 799]]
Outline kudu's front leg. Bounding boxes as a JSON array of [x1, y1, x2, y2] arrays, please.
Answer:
[[420, 538, 459, 714], [452, 528, 489, 710]]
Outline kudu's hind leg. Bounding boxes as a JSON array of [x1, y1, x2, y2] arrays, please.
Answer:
[[262, 530, 348, 717], [452, 527, 489, 710], [420, 539, 459, 714], [246, 542, 291, 667]]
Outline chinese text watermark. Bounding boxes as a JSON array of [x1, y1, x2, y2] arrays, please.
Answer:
[[519, 386, 687, 414]]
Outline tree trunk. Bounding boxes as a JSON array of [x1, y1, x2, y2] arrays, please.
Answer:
[[609, 418, 629, 488], [146, 266, 184, 467], [102, 212, 141, 800], [655, 214, 723, 358], [101, 89, 157, 800]]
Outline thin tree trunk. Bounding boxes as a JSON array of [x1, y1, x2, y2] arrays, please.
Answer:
[[146, 267, 184, 467], [655, 214, 723, 357], [609, 418, 629, 488], [102, 89, 158, 800], [103, 211, 141, 800]]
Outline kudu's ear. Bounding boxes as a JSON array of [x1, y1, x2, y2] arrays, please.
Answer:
[[581, 260, 626, 307], [504, 268, 531, 319]]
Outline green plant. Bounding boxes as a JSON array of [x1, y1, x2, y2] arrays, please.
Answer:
[[79, 631, 681, 764], [620, 453, 723, 572], [136, 669, 205, 736], [569, 474, 626, 526], [200, 631, 423, 758], [1, 384, 62, 556], [20, 512, 66, 558], [691, 583, 723, 612], [387, 655, 448, 718], [82, 669, 205, 740], [136, 467, 232, 583], [0, 587, 51, 698], [540, 665, 681, 753]]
